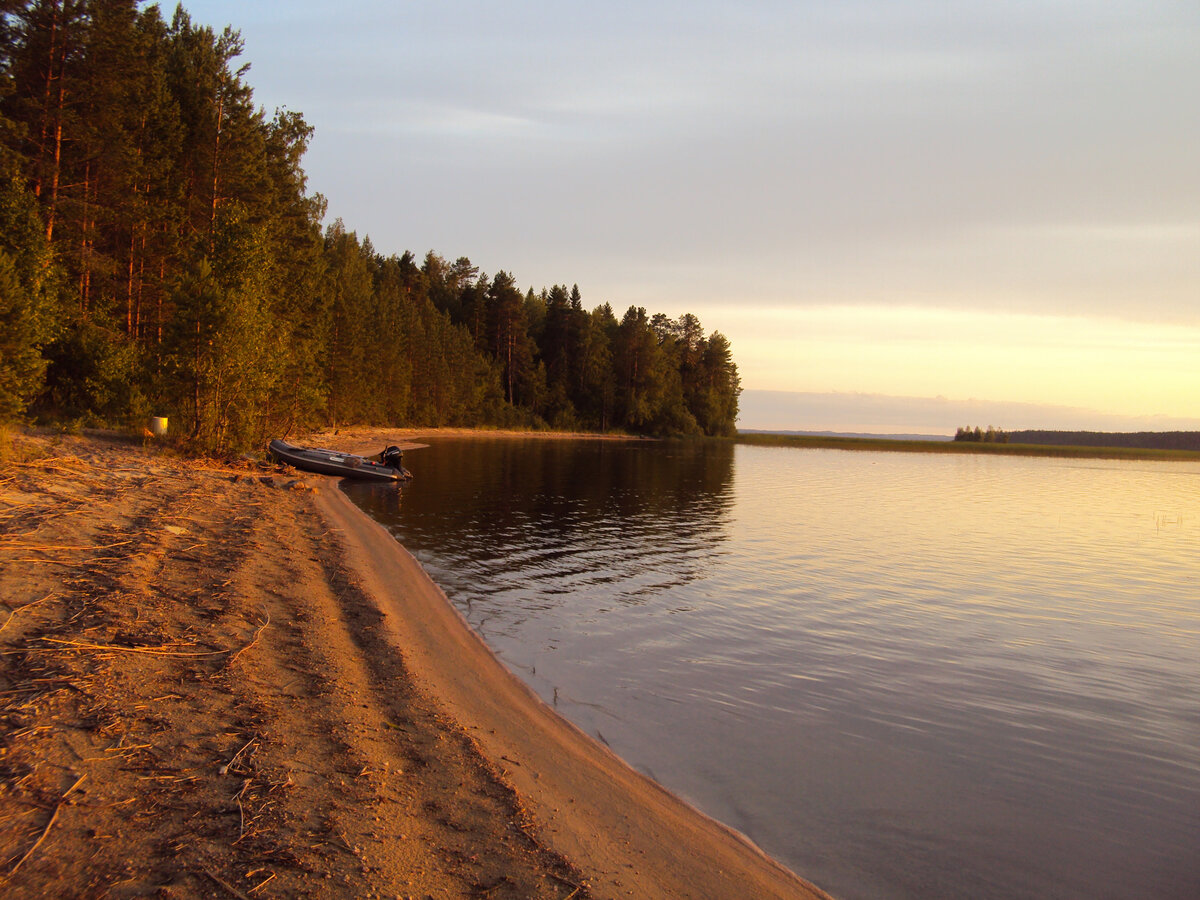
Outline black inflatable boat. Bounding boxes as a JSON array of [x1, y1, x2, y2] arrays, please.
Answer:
[[268, 439, 412, 482]]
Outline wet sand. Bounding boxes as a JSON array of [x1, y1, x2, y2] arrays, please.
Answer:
[[0, 429, 831, 899]]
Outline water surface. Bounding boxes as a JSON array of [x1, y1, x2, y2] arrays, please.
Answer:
[[344, 439, 1200, 899]]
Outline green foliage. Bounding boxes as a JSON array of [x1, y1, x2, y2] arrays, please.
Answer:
[[162, 208, 286, 451], [954, 425, 1009, 443], [0, 176, 60, 421], [40, 315, 141, 420], [0, 247, 44, 419]]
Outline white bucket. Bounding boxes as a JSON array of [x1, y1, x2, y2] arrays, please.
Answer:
[[148, 416, 168, 437]]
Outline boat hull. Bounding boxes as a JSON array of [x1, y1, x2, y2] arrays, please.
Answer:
[[268, 439, 409, 482]]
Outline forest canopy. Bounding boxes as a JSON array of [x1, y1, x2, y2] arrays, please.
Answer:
[[0, 1, 741, 449]]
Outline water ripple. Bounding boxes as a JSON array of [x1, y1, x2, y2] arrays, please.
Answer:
[[344, 441, 1200, 900]]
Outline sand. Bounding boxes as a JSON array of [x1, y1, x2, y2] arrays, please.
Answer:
[[0, 429, 831, 899]]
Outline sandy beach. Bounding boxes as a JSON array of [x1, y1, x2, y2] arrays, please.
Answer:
[[0, 429, 831, 899]]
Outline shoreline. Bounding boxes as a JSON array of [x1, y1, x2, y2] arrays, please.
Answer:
[[735, 431, 1200, 461], [1, 429, 830, 899], [316, 462, 829, 900], [301, 426, 655, 446], [302, 424, 1200, 462]]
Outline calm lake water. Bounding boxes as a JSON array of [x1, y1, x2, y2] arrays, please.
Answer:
[[343, 439, 1200, 899]]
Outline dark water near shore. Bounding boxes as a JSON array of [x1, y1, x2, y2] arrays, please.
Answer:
[[344, 439, 1200, 899]]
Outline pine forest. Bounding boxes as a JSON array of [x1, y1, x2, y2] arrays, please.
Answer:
[[0, 2, 742, 450]]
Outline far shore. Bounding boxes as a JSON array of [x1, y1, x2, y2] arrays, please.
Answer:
[[296, 424, 1200, 463], [299, 425, 655, 445], [0, 427, 831, 899], [734, 431, 1200, 461]]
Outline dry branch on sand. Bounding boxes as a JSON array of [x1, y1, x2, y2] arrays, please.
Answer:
[[6, 774, 86, 879], [16, 614, 270, 659]]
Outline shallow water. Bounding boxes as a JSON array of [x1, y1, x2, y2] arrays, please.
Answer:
[[343, 440, 1200, 899]]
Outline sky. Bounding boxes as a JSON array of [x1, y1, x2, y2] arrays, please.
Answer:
[[179, 0, 1200, 433]]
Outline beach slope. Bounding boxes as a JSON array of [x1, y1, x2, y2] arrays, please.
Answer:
[[0, 431, 830, 899]]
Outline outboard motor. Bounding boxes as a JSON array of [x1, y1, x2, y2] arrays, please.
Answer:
[[381, 445, 404, 471]]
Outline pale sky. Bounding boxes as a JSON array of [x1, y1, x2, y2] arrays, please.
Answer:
[[180, 0, 1200, 432]]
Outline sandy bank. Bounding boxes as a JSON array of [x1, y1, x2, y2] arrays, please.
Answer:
[[0, 430, 830, 899]]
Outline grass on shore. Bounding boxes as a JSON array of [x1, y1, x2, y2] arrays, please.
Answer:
[[733, 431, 1200, 461], [0, 424, 49, 466]]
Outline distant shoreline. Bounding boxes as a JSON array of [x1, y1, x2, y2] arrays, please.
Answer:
[[305, 424, 1200, 461], [739, 429, 951, 442], [734, 431, 1200, 461]]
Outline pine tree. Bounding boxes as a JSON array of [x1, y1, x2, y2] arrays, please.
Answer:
[[487, 271, 539, 408], [321, 221, 374, 426], [615, 305, 665, 431], [0, 248, 43, 419], [539, 283, 576, 426], [695, 330, 741, 436], [576, 302, 616, 430], [0, 175, 59, 421]]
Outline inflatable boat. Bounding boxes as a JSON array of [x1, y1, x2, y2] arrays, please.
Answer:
[[268, 439, 412, 482]]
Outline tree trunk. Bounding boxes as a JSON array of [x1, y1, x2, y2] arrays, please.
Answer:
[[33, 0, 61, 200], [78, 160, 91, 313], [210, 92, 223, 243], [45, 62, 65, 244]]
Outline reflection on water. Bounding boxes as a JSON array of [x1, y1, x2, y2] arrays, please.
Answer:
[[344, 440, 1200, 900], [348, 439, 735, 619]]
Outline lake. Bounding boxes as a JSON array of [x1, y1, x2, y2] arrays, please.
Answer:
[[343, 439, 1200, 899]]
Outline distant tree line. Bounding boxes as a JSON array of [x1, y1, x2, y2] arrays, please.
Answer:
[[955, 428, 1200, 450], [1007, 431, 1200, 451], [0, 2, 740, 449], [954, 426, 1010, 443]]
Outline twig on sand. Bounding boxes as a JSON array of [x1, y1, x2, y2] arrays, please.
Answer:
[[202, 868, 253, 900], [0, 593, 55, 636], [13, 614, 271, 659], [233, 778, 251, 840], [229, 612, 271, 663], [220, 735, 259, 776], [549, 872, 583, 895], [6, 773, 86, 879], [10, 456, 88, 474], [1, 538, 136, 553], [24, 639, 230, 658], [248, 871, 276, 894], [480, 875, 512, 896]]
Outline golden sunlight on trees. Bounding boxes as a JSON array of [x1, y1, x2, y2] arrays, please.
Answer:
[[0, 2, 741, 446]]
